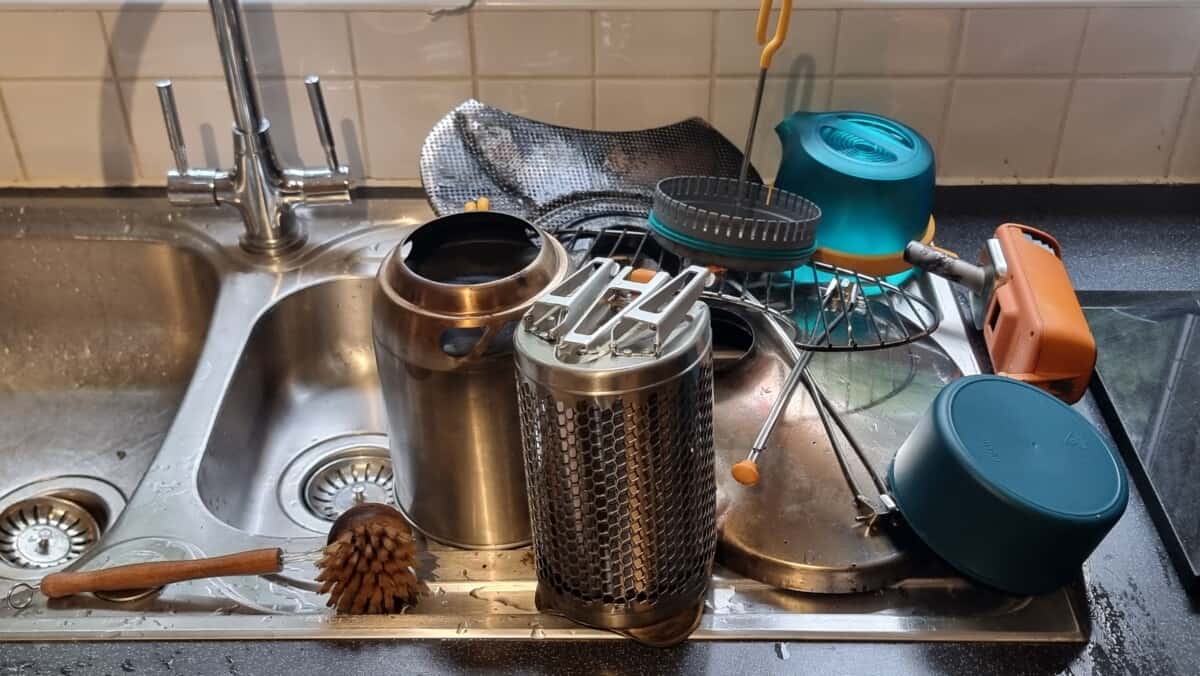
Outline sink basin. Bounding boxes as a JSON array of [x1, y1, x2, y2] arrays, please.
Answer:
[[198, 277, 390, 537], [0, 237, 218, 569]]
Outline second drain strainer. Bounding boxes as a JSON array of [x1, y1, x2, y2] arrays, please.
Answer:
[[0, 496, 100, 570], [278, 433, 397, 533]]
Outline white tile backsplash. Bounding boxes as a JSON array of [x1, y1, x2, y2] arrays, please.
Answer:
[[477, 79, 593, 128], [1078, 8, 1200, 75], [103, 11, 222, 79], [941, 79, 1071, 180], [595, 11, 712, 77], [1169, 80, 1200, 181], [713, 77, 831, 179], [2, 80, 135, 185], [358, 79, 471, 180], [245, 11, 354, 78], [1056, 78, 1190, 180], [474, 12, 592, 77], [350, 11, 470, 78], [829, 78, 948, 150], [595, 78, 709, 131], [0, 6, 1197, 188], [0, 11, 110, 79], [835, 10, 958, 76], [715, 10, 836, 77], [958, 9, 1086, 76]]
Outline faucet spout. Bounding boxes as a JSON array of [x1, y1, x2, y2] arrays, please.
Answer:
[[155, 0, 351, 254]]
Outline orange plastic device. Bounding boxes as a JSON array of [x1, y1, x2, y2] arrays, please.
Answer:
[[982, 224, 1096, 404]]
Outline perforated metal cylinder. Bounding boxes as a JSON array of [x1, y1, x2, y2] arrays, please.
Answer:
[[514, 314, 716, 636]]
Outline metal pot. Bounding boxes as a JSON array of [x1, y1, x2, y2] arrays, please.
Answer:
[[372, 211, 570, 549]]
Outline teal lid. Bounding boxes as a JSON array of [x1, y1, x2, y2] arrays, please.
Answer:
[[888, 375, 1128, 595]]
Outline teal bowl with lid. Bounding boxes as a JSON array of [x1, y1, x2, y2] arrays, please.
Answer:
[[887, 375, 1128, 595]]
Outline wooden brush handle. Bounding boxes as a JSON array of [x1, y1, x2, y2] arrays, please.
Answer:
[[40, 548, 283, 599]]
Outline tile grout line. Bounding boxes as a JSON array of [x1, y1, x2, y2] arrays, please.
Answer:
[[591, 9, 599, 130], [97, 8, 143, 184], [0, 84, 28, 182], [707, 9, 718, 124], [1048, 7, 1092, 178], [344, 11, 373, 181], [1161, 73, 1197, 178], [935, 9, 966, 165], [826, 9, 842, 110], [466, 9, 480, 101]]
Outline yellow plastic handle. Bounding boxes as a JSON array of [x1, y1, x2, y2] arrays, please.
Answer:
[[755, 0, 793, 70]]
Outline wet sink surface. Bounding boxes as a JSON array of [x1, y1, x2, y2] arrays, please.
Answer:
[[199, 278, 389, 538], [0, 237, 218, 570]]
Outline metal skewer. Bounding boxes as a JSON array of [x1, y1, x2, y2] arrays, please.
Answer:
[[735, 0, 793, 207]]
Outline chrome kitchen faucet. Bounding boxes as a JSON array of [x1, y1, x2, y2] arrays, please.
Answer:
[[155, 0, 351, 254]]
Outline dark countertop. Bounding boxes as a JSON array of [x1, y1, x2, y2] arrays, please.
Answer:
[[3, 185, 1199, 676]]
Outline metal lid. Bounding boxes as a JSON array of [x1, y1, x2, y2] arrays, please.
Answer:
[[514, 259, 713, 395]]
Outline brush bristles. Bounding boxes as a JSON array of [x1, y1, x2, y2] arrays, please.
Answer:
[[315, 521, 420, 614]]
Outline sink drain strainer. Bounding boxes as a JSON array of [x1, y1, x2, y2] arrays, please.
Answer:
[[0, 496, 101, 569], [304, 455, 395, 521], [278, 433, 397, 533]]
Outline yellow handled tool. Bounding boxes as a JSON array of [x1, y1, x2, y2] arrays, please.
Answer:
[[736, 0, 794, 200]]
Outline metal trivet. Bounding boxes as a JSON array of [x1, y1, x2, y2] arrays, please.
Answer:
[[544, 220, 940, 352], [0, 497, 101, 569]]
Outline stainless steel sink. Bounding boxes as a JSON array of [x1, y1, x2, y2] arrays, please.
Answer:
[[199, 278, 388, 538], [0, 193, 1088, 642], [0, 228, 219, 575]]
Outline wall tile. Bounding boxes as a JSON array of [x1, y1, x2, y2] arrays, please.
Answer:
[[1057, 78, 1189, 179], [477, 79, 592, 128], [358, 79, 471, 180], [596, 11, 712, 77], [1079, 8, 1200, 75], [712, 77, 831, 179], [0, 11, 109, 79], [1169, 80, 1200, 181], [716, 10, 836, 76], [244, 11, 354, 78], [350, 11, 469, 78], [829, 78, 948, 150], [103, 11, 222, 79], [959, 9, 1086, 75], [0, 106, 21, 183], [124, 78, 233, 182], [3, 81, 135, 185], [474, 12, 591, 77], [941, 79, 1070, 180], [836, 10, 957, 76], [595, 78, 709, 132]]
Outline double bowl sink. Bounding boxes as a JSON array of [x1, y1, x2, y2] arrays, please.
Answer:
[[0, 193, 1089, 641]]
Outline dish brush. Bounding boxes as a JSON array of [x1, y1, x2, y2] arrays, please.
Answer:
[[6, 503, 420, 615]]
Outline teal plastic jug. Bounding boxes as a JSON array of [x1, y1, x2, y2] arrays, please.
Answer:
[[774, 111, 935, 280]]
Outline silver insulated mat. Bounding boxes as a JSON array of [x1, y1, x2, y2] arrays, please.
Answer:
[[419, 99, 760, 219]]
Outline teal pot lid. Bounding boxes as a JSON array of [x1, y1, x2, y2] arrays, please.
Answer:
[[888, 375, 1128, 595]]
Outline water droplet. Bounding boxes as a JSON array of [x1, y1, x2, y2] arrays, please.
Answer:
[[529, 621, 546, 639], [775, 642, 790, 660], [456, 621, 469, 635]]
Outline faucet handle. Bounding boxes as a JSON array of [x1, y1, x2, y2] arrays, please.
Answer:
[[303, 76, 346, 176], [156, 80, 189, 174]]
